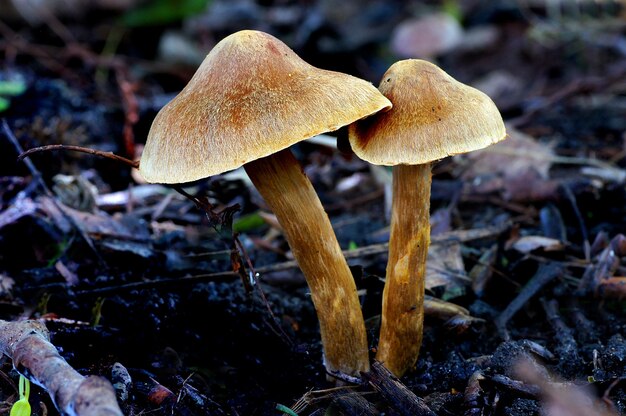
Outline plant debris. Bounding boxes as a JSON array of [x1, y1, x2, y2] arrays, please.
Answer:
[[1, 0, 626, 414]]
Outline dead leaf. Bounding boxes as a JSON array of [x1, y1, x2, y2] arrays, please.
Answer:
[[426, 240, 468, 299], [0, 274, 15, 297], [596, 277, 626, 299], [424, 295, 485, 334], [510, 236, 564, 253], [470, 244, 498, 297], [461, 126, 558, 201]]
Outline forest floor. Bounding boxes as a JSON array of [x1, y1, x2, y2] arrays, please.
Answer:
[[0, 0, 625, 415]]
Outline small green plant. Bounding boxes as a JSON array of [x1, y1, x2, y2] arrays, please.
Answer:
[[10, 375, 31, 416], [275, 403, 298, 416], [0, 80, 26, 113], [233, 211, 266, 232], [36, 293, 52, 316], [442, 0, 463, 22], [91, 297, 106, 327]]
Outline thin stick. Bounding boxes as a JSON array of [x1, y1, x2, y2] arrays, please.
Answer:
[[495, 263, 562, 340], [67, 223, 510, 296], [17, 144, 139, 169], [362, 361, 435, 416], [72, 271, 239, 296], [560, 184, 590, 261], [234, 235, 294, 347]]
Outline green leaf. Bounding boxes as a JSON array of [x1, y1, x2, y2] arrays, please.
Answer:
[[91, 297, 106, 327], [9, 400, 30, 416], [10, 376, 31, 416], [0, 81, 26, 96], [121, 0, 212, 27], [442, 0, 463, 22], [0, 97, 10, 113], [233, 211, 266, 233]]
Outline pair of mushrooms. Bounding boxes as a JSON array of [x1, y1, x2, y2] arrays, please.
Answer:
[[140, 30, 505, 379]]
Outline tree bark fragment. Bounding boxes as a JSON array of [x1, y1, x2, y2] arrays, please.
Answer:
[[0, 319, 123, 416]]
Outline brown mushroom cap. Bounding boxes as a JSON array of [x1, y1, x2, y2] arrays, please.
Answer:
[[348, 59, 506, 166], [139, 30, 392, 184]]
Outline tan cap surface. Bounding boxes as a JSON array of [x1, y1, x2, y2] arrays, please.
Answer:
[[140, 30, 392, 184], [349, 59, 506, 166]]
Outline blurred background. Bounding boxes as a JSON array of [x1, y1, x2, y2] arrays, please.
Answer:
[[1, 1, 626, 415], [1, 0, 624, 173]]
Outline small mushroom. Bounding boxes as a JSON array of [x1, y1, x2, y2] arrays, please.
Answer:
[[140, 30, 391, 377], [349, 59, 505, 377]]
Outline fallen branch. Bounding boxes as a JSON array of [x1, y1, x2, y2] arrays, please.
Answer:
[[0, 319, 123, 416], [361, 361, 435, 416]]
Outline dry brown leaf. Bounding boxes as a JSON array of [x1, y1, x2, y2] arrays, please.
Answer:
[[426, 240, 468, 299], [461, 125, 558, 201]]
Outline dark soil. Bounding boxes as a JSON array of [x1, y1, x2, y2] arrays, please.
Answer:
[[0, 1, 625, 415]]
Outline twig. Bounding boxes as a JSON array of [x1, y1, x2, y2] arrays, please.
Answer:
[[560, 184, 590, 261], [489, 374, 541, 398], [326, 369, 362, 385], [565, 298, 597, 343], [234, 235, 294, 347], [540, 298, 580, 376], [70, 223, 510, 296], [115, 67, 139, 159], [71, 271, 239, 296], [509, 63, 626, 127], [0, 319, 122, 416], [495, 263, 562, 340], [576, 234, 625, 296], [464, 370, 485, 416], [602, 378, 624, 408], [17, 144, 139, 169], [0, 19, 186, 79], [330, 391, 380, 415], [172, 187, 253, 293], [361, 361, 435, 416], [172, 187, 293, 346], [474, 145, 624, 173]]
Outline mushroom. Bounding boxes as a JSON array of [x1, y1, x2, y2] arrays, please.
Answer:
[[139, 30, 391, 377], [348, 59, 505, 377]]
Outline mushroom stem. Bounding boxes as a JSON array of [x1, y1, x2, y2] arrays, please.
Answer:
[[244, 148, 370, 377], [376, 163, 431, 377]]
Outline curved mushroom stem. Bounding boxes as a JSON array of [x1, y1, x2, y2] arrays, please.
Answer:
[[376, 163, 431, 377], [244, 148, 370, 377]]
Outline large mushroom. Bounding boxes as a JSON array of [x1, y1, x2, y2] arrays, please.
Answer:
[[139, 30, 391, 377], [349, 59, 505, 377]]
